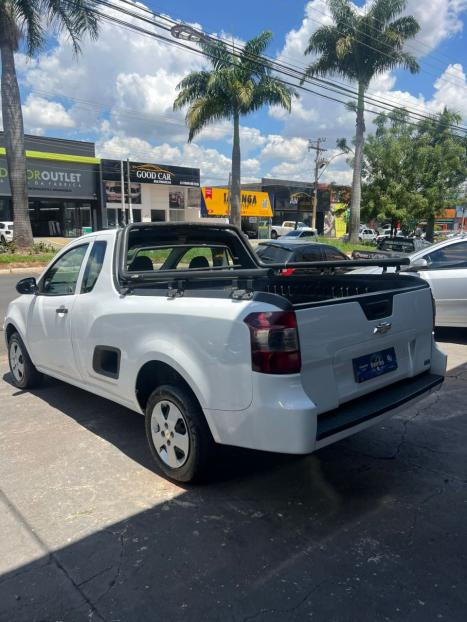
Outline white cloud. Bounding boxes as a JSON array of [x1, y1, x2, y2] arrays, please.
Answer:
[[97, 133, 260, 185], [260, 135, 309, 162], [22, 95, 75, 132]]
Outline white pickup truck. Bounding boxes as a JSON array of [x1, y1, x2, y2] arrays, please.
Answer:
[[4, 223, 446, 483], [270, 221, 305, 239]]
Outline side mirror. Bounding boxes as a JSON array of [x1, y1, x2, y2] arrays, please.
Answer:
[[411, 257, 428, 268], [16, 277, 37, 295]]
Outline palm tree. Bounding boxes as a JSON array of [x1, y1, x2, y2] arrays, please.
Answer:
[[303, 0, 420, 242], [0, 1, 99, 248], [174, 31, 296, 228]]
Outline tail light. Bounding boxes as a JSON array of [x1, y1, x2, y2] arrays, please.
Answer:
[[431, 293, 436, 330], [244, 311, 301, 374], [281, 268, 296, 276]]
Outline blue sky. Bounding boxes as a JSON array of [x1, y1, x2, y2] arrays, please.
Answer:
[[7, 0, 467, 185]]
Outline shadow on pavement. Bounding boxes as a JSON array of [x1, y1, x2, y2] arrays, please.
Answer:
[[1, 363, 467, 621], [435, 326, 467, 345]]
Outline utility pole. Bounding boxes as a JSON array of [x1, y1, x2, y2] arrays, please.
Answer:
[[308, 138, 327, 230], [126, 158, 133, 224], [120, 160, 125, 226]]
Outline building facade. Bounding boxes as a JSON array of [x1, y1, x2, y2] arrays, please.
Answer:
[[0, 133, 100, 237], [101, 159, 200, 226]]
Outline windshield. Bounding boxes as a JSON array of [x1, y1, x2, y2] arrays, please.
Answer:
[[283, 230, 302, 238]]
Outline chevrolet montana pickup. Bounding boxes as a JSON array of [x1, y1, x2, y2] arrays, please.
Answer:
[[4, 223, 446, 482]]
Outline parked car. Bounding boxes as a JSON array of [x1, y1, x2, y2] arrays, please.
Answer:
[[352, 236, 467, 327], [257, 239, 350, 273], [270, 221, 305, 239], [375, 230, 405, 243], [279, 227, 318, 241], [4, 223, 446, 483], [0, 222, 14, 244], [359, 228, 377, 242], [352, 237, 432, 260]]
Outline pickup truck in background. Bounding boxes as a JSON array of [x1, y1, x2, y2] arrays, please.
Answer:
[[352, 237, 432, 260], [270, 221, 305, 239], [4, 223, 446, 483]]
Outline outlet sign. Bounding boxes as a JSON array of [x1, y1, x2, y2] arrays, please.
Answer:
[[0, 157, 98, 199]]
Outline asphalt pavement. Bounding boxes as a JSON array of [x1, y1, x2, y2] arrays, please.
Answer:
[[1, 274, 467, 621]]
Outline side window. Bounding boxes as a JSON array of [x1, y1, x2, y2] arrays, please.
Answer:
[[425, 242, 467, 268], [296, 248, 323, 262], [325, 248, 347, 261], [81, 241, 107, 293], [41, 245, 88, 295]]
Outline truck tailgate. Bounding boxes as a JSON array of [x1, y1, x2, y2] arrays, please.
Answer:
[[295, 286, 434, 414]]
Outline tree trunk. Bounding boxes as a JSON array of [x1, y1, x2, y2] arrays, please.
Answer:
[[230, 111, 241, 229], [349, 81, 365, 243], [0, 41, 33, 248], [425, 215, 435, 243]]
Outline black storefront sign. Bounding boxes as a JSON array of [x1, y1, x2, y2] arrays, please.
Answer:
[[102, 159, 200, 187], [0, 157, 98, 199]]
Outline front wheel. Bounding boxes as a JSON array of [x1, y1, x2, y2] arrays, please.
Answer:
[[145, 384, 214, 483], [8, 332, 43, 389]]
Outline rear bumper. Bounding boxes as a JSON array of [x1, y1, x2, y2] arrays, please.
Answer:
[[204, 342, 446, 454], [315, 372, 443, 445]]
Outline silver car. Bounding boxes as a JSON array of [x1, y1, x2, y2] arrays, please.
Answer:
[[353, 236, 467, 327]]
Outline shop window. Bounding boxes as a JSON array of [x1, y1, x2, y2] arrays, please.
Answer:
[[0, 197, 12, 221], [169, 191, 185, 209], [151, 210, 166, 222], [187, 188, 200, 208], [169, 209, 184, 223]]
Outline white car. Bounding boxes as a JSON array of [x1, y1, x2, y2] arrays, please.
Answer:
[[0, 221, 13, 244], [353, 236, 467, 327], [279, 227, 318, 240], [270, 221, 305, 239], [359, 228, 377, 242], [4, 223, 446, 483]]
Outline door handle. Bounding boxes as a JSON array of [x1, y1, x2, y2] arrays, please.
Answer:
[[56, 306, 68, 315]]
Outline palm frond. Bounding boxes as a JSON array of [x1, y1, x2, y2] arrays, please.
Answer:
[[246, 77, 296, 113], [368, 0, 407, 27], [185, 96, 231, 141], [199, 38, 233, 72], [6, 0, 44, 53], [43, 0, 99, 55], [242, 30, 273, 59]]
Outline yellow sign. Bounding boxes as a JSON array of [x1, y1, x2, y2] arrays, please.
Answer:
[[201, 187, 272, 217]]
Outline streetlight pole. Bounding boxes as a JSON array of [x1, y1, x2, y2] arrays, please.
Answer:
[[126, 158, 133, 224], [120, 159, 125, 226], [308, 138, 327, 230]]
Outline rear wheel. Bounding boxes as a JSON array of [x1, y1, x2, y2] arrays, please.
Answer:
[[145, 384, 214, 483], [8, 332, 43, 389], [270, 230, 278, 239]]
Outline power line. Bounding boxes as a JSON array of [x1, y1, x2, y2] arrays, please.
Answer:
[[89, 0, 467, 134]]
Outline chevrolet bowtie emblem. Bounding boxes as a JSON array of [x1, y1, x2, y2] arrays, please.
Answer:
[[374, 321, 392, 335]]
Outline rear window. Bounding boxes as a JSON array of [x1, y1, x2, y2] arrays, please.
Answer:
[[127, 245, 236, 271], [380, 239, 414, 253], [257, 245, 293, 263], [124, 224, 257, 274]]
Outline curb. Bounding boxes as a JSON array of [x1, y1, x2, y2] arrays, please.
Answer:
[[0, 265, 46, 275]]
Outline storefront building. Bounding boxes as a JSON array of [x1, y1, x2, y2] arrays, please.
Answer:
[[241, 178, 333, 234], [0, 133, 100, 237], [101, 159, 200, 226], [200, 186, 273, 238]]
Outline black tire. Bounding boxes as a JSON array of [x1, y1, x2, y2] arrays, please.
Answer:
[[0, 235, 5, 245], [145, 384, 214, 483], [8, 331, 43, 389], [270, 230, 278, 240]]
